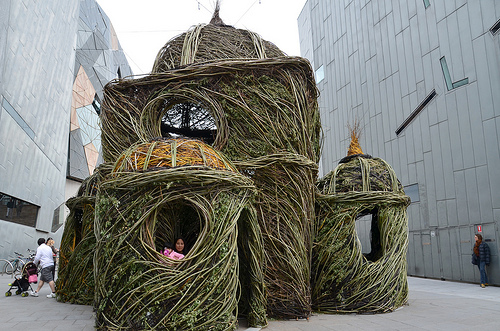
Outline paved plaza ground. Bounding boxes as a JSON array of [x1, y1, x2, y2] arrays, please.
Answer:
[[1, 274, 499, 330]]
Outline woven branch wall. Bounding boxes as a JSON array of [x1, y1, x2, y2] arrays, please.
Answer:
[[58, 164, 110, 305], [100, 58, 321, 164], [94, 166, 259, 329]]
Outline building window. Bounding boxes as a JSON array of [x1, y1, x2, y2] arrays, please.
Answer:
[[423, 0, 431, 9], [315, 65, 324, 84], [92, 94, 101, 115], [404, 184, 420, 203], [440, 57, 453, 90], [52, 203, 65, 232], [2, 97, 35, 140], [451, 78, 469, 89], [440, 56, 469, 91], [396, 89, 437, 135], [0, 193, 39, 227], [490, 18, 500, 35]]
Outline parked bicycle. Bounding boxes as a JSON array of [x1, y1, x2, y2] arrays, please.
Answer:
[[2, 250, 35, 275], [0, 259, 14, 277]]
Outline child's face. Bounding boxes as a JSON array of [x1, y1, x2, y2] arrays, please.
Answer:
[[175, 239, 185, 253]]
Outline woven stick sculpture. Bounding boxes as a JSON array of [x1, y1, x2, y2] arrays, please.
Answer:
[[98, 22, 321, 321], [312, 131, 410, 313], [57, 5, 410, 330]]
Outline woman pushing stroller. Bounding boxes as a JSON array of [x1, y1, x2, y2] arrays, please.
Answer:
[[30, 238, 56, 298]]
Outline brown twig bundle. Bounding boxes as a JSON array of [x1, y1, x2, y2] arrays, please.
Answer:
[[113, 138, 236, 172]]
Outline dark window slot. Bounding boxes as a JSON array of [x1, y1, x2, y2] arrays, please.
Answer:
[[491, 18, 500, 35], [396, 89, 437, 135]]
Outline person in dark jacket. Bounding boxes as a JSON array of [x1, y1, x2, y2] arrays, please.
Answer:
[[473, 234, 490, 288]]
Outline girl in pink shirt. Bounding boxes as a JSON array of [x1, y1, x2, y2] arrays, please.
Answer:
[[162, 243, 184, 260]]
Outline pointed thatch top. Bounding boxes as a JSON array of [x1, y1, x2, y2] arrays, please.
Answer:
[[347, 122, 363, 156], [209, 1, 225, 25]]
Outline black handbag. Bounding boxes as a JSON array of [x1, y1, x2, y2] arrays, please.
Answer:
[[471, 253, 479, 265]]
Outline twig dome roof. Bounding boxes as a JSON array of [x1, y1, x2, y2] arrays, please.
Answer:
[[316, 127, 404, 194], [330, 154, 404, 193], [113, 138, 237, 173], [151, 10, 285, 72]]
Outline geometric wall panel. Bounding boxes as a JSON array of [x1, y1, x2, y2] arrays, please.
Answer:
[[76, 104, 101, 152], [69, 64, 100, 180], [68, 129, 90, 179], [84, 142, 99, 176], [73, 66, 96, 108], [67, 0, 133, 181]]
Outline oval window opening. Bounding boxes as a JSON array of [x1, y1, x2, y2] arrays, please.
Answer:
[[160, 102, 217, 145], [154, 203, 202, 257], [355, 208, 382, 262]]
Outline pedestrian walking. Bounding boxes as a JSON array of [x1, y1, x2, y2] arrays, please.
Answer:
[[46, 237, 59, 280], [30, 238, 57, 298]]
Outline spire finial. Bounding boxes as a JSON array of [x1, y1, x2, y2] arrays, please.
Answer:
[[209, 1, 225, 25], [347, 121, 363, 156]]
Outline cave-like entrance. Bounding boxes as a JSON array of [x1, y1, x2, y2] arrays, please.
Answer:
[[153, 202, 202, 256], [355, 208, 382, 262]]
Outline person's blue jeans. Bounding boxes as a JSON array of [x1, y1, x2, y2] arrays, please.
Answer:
[[478, 261, 488, 284]]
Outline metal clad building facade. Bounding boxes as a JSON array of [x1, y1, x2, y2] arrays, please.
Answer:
[[298, 0, 500, 284], [0, 0, 131, 259]]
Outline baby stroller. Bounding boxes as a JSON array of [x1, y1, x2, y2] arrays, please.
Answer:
[[5, 261, 38, 297]]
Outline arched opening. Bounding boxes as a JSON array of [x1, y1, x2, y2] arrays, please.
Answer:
[[355, 208, 382, 262], [160, 101, 217, 145], [154, 203, 202, 256]]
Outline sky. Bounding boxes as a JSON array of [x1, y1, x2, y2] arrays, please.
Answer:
[[97, 0, 308, 75]]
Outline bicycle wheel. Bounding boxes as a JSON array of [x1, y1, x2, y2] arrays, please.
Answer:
[[1, 259, 14, 275], [12, 260, 25, 276]]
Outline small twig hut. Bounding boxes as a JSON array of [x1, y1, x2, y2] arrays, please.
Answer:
[[313, 129, 410, 313]]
